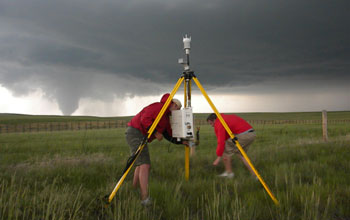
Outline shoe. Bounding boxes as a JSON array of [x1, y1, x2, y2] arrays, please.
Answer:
[[218, 171, 234, 178], [141, 197, 152, 206]]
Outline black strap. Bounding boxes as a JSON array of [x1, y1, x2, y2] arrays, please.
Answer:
[[163, 130, 182, 144], [122, 136, 148, 174]]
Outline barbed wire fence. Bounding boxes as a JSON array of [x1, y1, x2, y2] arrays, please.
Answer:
[[0, 119, 349, 134]]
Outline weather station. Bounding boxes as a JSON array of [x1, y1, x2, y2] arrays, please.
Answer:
[[171, 35, 197, 151], [105, 35, 280, 207]]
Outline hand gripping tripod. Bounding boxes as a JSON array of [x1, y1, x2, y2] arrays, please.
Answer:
[[105, 35, 279, 206]]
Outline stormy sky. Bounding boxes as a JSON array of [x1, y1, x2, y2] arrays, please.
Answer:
[[0, 0, 349, 116]]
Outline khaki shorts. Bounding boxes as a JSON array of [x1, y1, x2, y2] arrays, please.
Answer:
[[224, 131, 256, 156], [125, 127, 150, 166]]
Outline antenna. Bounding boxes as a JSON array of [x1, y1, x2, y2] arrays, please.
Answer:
[[178, 34, 191, 71]]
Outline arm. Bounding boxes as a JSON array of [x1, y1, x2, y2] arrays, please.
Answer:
[[213, 123, 227, 166], [140, 104, 166, 135], [163, 130, 183, 144], [140, 106, 156, 133], [154, 131, 163, 141], [215, 124, 227, 157]]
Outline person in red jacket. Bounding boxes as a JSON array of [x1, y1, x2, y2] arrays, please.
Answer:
[[126, 93, 185, 206], [207, 113, 256, 178]]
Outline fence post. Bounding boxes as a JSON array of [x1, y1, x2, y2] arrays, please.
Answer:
[[322, 110, 328, 142]]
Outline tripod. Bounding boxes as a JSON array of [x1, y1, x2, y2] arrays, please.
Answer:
[[105, 36, 279, 206]]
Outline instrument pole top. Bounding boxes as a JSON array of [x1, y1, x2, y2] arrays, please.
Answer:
[[183, 35, 191, 55]]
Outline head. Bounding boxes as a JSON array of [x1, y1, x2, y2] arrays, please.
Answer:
[[170, 98, 182, 111], [206, 113, 217, 127]]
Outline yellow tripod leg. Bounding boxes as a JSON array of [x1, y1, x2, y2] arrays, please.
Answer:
[[107, 142, 146, 203], [188, 80, 196, 156], [106, 76, 184, 204], [192, 76, 280, 206], [183, 80, 190, 180], [185, 146, 190, 180]]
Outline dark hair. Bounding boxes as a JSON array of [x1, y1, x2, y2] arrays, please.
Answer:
[[206, 113, 217, 122]]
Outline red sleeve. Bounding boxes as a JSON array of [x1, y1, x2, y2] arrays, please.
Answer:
[[215, 122, 228, 157], [165, 119, 172, 136], [140, 106, 157, 132], [140, 103, 168, 134], [155, 116, 168, 134]]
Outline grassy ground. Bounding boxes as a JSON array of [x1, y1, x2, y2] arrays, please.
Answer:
[[0, 116, 349, 219]]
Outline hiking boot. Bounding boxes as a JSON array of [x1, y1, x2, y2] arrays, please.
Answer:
[[141, 197, 152, 206], [218, 171, 234, 178]]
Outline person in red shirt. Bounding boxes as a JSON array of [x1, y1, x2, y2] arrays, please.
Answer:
[[126, 93, 186, 206], [207, 113, 256, 178]]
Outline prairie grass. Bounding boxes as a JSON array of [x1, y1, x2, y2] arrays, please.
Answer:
[[0, 119, 349, 219]]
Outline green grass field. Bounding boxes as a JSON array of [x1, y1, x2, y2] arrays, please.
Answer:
[[0, 112, 349, 219]]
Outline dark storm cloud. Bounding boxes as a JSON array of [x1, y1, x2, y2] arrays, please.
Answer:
[[0, 0, 349, 114]]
